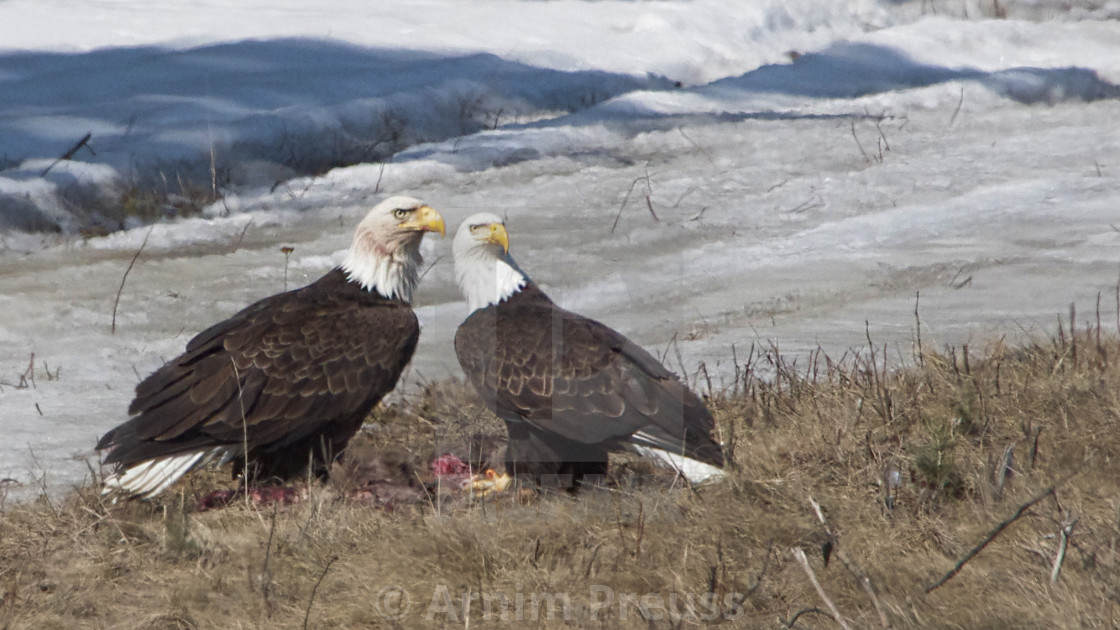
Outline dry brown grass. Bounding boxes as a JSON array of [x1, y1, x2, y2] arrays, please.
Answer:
[[2, 325, 1119, 629]]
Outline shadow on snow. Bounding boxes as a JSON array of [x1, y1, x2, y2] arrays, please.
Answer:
[[0, 38, 1116, 233]]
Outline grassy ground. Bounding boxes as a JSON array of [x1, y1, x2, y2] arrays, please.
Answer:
[[2, 325, 1119, 629]]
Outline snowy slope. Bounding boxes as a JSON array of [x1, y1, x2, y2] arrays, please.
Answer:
[[1, 0, 1119, 496]]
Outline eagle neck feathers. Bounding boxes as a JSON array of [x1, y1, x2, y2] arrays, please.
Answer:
[[340, 234, 422, 302], [457, 252, 529, 313]]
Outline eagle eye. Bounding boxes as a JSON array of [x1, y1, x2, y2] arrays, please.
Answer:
[[393, 208, 410, 220]]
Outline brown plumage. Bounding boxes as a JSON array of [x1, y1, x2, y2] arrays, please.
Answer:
[[452, 213, 725, 488], [97, 196, 444, 498]]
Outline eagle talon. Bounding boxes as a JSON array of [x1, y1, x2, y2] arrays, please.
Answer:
[[464, 469, 512, 496]]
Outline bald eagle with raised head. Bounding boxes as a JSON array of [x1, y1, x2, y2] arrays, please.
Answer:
[[452, 213, 725, 489], [97, 196, 445, 499]]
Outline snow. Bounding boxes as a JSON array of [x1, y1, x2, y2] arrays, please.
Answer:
[[1, 0, 1119, 496]]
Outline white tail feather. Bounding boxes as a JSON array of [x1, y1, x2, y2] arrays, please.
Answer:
[[102, 448, 226, 500], [630, 445, 726, 484]]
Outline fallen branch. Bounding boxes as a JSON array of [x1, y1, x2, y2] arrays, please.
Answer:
[[925, 485, 1056, 593]]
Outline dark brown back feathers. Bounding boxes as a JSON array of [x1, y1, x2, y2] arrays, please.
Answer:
[[98, 268, 419, 481], [454, 282, 724, 471]]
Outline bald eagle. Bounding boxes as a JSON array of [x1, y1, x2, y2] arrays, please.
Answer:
[[452, 213, 725, 488], [97, 196, 445, 499]]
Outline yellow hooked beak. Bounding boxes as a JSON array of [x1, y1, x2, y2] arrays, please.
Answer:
[[400, 205, 446, 238], [485, 223, 509, 253]]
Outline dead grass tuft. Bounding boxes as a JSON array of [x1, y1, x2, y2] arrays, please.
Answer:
[[3, 325, 1120, 628]]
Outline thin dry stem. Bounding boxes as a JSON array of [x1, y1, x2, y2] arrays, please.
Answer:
[[793, 547, 853, 630], [111, 224, 155, 334]]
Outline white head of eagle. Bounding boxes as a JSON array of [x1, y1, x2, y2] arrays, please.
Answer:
[[453, 212, 531, 312], [342, 195, 446, 302]]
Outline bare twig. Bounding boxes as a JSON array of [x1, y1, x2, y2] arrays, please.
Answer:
[[231, 219, 253, 253], [687, 206, 709, 222], [1096, 291, 1103, 359], [659, 332, 679, 366], [260, 506, 278, 615], [785, 196, 824, 214], [672, 186, 698, 209], [610, 170, 656, 233], [792, 547, 852, 630], [766, 178, 790, 193], [209, 140, 218, 200], [374, 162, 386, 194], [949, 86, 965, 126], [1050, 515, 1078, 583], [1070, 303, 1078, 368], [838, 554, 890, 628], [645, 194, 659, 223], [418, 254, 447, 281], [850, 121, 870, 163], [229, 358, 257, 516], [808, 497, 891, 628], [281, 246, 295, 291], [25, 447, 58, 519], [111, 224, 155, 334], [914, 291, 924, 366], [677, 127, 715, 167], [808, 496, 827, 526], [302, 555, 338, 630], [873, 117, 890, 155], [926, 483, 1062, 593], [20, 352, 36, 389], [780, 607, 833, 628], [40, 132, 93, 177], [994, 442, 1016, 499]]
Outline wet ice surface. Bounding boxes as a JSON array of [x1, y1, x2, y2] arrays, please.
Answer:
[[1, 0, 1119, 495]]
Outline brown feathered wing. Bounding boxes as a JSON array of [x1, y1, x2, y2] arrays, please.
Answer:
[[98, 269, 419, 491], [454, 282, 723, 476]]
